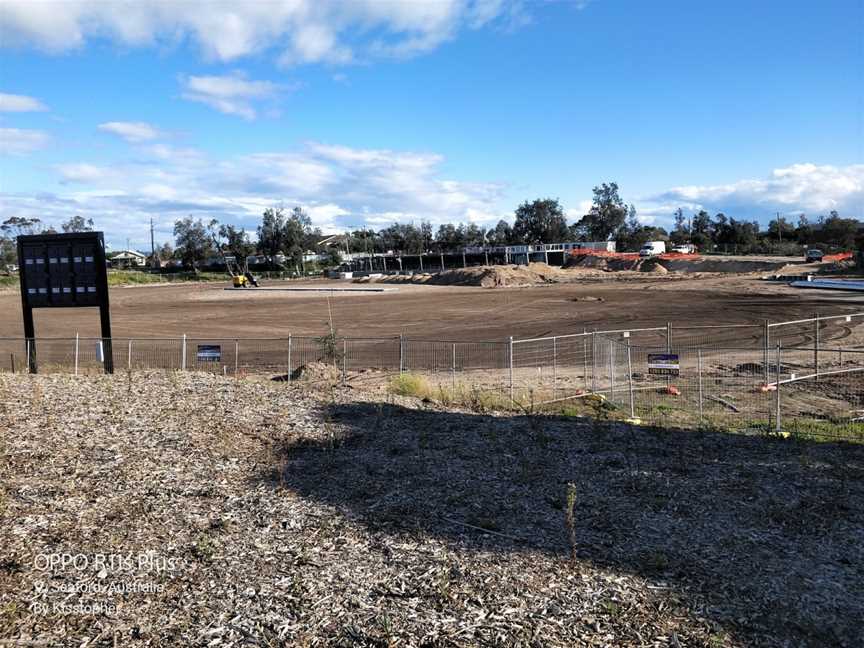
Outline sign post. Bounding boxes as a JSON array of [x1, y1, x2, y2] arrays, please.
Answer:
[[17, 232, 112, 374]]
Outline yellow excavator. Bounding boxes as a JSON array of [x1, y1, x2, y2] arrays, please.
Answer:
[[210, 228, 260, 288], [232, 273, 251, 288], [224, 255, 259, 288]]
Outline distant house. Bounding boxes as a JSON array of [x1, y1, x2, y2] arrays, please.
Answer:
[[303, 251, 328, 263], [110, 250, 147, 268], [246, 254, 287, 267]]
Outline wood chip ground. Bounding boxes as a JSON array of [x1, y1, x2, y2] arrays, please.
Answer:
[[1, 372, 862, 647]]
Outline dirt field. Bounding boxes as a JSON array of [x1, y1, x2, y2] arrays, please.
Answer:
[[1, 270, 861, 344]]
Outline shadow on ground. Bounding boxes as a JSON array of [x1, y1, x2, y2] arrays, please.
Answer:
[[261, 401, 864, 647]]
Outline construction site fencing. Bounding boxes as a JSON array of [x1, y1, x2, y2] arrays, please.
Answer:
[[1, 312, 862, 442], [0, 335, 510, 387]]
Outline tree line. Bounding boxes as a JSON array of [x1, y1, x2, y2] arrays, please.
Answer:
[[2, 182, 862, 271], [169, 206, 333, 270], [1, 215, 95, 268]]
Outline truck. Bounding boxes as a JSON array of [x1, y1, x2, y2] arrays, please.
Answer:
[[639, 241, 666, 257]]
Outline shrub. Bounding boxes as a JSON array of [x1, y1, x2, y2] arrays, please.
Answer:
[[388, 373, 433, 399]]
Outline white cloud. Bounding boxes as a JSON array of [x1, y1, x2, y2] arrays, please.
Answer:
[[4, 139, 507, 247], [141, 143, 206, 165], [565, 201, 593, 222], [279, 23, 352, 66], [0, 92, 47, 112], [0, 1, 537, 66], [139, 183, 178, 200], [0, 127, 50, 153], [646, 163, 864, 223], [98, 121, 162, 142], [54, 162, 113, 183], [180, 73, 279, 120], [306, 203, 351, 231]]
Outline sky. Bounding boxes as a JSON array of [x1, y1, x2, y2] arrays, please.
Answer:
[[0, 0, 862, 250]]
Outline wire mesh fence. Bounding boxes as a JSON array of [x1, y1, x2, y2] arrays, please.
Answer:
[[505, 313, 864, 441], [769, 312, 864, 348], [541, 335, 864, 443], [1, 311, 862, 441]]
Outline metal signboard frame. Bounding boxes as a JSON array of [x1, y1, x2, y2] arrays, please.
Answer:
[[17, 232, 113, 374]]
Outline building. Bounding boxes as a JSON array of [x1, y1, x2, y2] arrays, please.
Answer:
[[110, 250, 147, 268], [303, 251, 328, 263]]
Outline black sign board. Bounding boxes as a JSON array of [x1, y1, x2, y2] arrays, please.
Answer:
[[17, 232, 113, 373]]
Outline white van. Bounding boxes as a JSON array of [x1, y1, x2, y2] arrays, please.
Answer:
[[639, 241, 666, 257]]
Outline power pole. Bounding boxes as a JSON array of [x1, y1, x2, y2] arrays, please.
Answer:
[[777, 212, 782, 243], [363, 228, 369, 270], [150, 218, 156, 268]]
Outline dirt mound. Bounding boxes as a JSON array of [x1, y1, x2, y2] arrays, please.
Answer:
[[568, 255, 609, 270], [568, 255, 642, 272], [661, 258, 793, 273], [431, 263, 569, 287], [568, 253, 796, 274], [288, 361, 341, 384], [375, 263, 569, 288], [374, 261, 672, 287]]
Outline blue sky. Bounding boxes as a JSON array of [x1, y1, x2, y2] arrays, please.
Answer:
[[1, 0, 862, 250]]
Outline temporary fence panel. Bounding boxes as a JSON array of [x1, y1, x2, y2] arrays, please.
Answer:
[[769, 312, 864, 350], [777, 367, 864, 442], [610, 343, 778, 433], [669, 324, 765, 349]]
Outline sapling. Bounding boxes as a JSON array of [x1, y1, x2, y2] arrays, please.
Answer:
[[565, 482, 578, 562]]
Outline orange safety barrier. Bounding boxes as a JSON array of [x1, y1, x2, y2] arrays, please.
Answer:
[[659, 252, 702, 260], [823, 251, 853, 262], [569, 248, 638, 259]]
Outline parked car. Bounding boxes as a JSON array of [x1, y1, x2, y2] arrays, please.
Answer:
[[639, 241, 666, 257], [805, 249, 824, 263], [671, 244, 695, 254]]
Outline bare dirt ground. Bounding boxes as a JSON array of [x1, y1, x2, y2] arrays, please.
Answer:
[[1, 372, 862, 647], [1, 270, 861, 344]]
